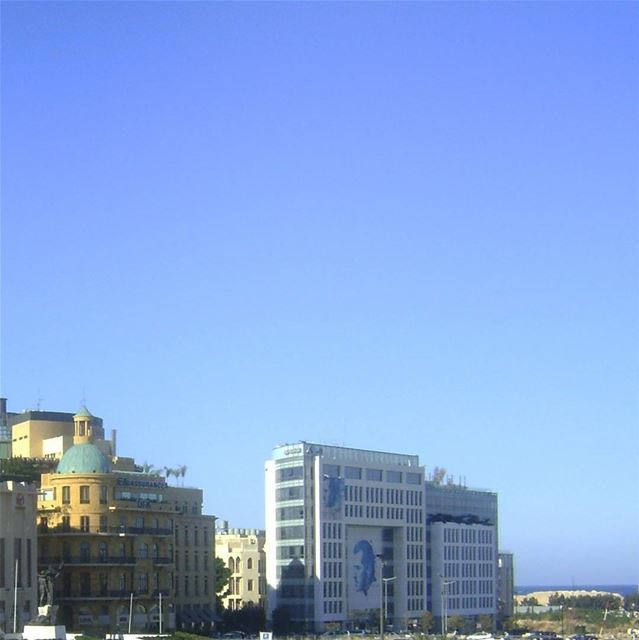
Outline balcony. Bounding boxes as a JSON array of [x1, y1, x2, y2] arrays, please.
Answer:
[[38, 525, 173, 537], [40, 555, 137, 566], [58, 590, 153, 601]]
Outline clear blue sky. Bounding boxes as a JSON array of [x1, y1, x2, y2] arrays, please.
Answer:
[[1, 2, 637, 586]]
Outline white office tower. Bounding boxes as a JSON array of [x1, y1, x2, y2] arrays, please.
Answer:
[[266, 442, 426, 633]]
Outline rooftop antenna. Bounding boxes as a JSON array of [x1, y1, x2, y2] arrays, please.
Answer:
[[36, 388, 43, 411]]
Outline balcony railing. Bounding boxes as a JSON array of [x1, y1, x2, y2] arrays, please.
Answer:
[[40, 555, 138, 566], [38, 525, 173, 536], [58, 588, 171, 600]]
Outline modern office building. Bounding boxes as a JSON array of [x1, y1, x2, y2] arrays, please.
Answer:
[[0, 479, 39, 633], [215, 523, 266, 611], [265, 442, 426, 633], [36, 406, 216, 634], [424, 482, 499, 632]]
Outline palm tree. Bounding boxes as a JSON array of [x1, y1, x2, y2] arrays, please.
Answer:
[[163, 466, 176, 485], [177, 464, 187, 487], [142, 461, 156, 474]]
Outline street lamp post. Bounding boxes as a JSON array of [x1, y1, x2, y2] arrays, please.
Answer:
[[439, 575, 457, 636], [378, 557, 384, 640], [383, 577, 397, 629]]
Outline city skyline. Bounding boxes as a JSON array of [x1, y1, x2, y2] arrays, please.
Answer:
[[2, 2, 637, 587]]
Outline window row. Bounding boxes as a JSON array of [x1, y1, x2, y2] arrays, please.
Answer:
[[174, 525, 209, 547], [323, 600, 343, 614], [227, 556, 253, 573], [322, 522, 342, 540], [323, 561, 343, 579], [322, 581, 343, 598], [174, 550, 209, 572], [324, 465, 422, 485], [174, 574, 209, 597]]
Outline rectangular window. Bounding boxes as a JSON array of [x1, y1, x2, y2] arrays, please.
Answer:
[[80, 485, 90, 503], [277, 506, 304, 521], [386, 470, 402, 483], [323, 464, 340, 477], [276, 466, 304, 482], [366, 468, 383, 481], [80, 516, 90, 532], [406, 472, 421, 485], [80, 572, 91, 596], [27, 539, 32, 588], [100, 485, 108, 504], [276, 485, 304, 501], [344, 466, 362, 480], [248, 579, 254, 592], [62, 486, 70, 504]]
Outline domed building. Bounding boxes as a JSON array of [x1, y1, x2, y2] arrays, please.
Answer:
[[37, 406, 216, 635]]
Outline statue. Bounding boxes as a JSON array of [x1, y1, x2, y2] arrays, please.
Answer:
[[38, 565, 63, 607]]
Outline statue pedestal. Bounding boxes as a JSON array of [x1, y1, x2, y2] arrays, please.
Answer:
[[22, 626, 66, 640], [22, 605, 65, 640]]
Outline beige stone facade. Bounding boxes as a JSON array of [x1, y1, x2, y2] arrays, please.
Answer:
[[0, 480, 38, 633], [35, 407, 216, 634], [215, 526, 266, 611], [10, 410, 111, 461]]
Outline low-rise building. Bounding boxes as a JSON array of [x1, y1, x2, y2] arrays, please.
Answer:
[[215, 523, 266, 611]]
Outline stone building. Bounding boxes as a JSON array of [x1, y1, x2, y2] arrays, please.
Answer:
[[36, 406, 216, 634], [215, 523, 266, 611]]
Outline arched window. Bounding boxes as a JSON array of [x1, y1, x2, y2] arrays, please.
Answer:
[[247, 558, 253, 570], [152, 543, 159, 560], [228, 557, 235, 572], [138, 543, 149, 559], [98, 542, 108, 561], [236, 556, 241, 572]]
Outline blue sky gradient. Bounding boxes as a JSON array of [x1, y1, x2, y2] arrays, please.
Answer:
[[2, 2, 637, 585]]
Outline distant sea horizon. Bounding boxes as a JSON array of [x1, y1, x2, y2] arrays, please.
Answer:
[[516, 584, 638, 597]]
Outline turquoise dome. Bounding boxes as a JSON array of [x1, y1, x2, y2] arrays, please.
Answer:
[[57, 443, 112, 474]]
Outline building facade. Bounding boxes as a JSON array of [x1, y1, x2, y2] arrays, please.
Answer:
[[424, 482, 499, 632], [215, 524, 266, 611], [10, 406, 113, 462], [36, 407, 216, 634], [266, 442, 426, 633], [0, 480, 38, 633]]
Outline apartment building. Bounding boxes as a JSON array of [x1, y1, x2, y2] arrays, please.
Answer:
[[266, 442, 426, 633]]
